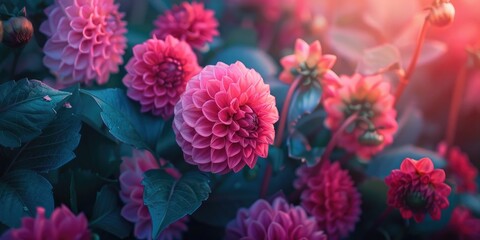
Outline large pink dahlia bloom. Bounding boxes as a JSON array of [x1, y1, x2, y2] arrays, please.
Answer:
[[153, 2, 219, 49], [40, 0, 127, 86], [385, 158, 451, 223], [0, 206, 90, 240], [173, 61, 279, 174], [122, 35, 201, 119], [119, 149, 188, 240], [295, 162, 362, 240], [323, 74, 398, 159], [225, 197, 327, 240]]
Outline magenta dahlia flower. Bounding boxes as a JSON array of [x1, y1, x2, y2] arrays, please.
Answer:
[[437, 142, 478, 193], [40, 0, 127, 86], [385, 158, 451, 223], [295, 162, 361, 240], [173, 61, 279, 174], [0, 206, 90, 240], [446, 207, 480, 240], [152, 2, 219, 49], [279, 38, 340, 91], [225, 197, 327, 240], [119, 149, 188, 240], [323, 74, 398, 159], [122, 35, 200, 119]]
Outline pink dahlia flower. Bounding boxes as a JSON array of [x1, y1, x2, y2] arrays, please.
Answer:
[[122, 35, 200, 119], [119, 149, 188, 240], [385, 158, 451, 223], [0, 206, 90, 240], [295, 162, 361, 240], [323, 74, 398, 159], [225, 197, 327, 240], [152, 2, 219, 49], [173, 61, 279, 174], [437, 142, 478, 193], [40, 0, 127, 86], [279, 38, 339, 90]]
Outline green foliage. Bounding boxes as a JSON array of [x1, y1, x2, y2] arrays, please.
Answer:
[[0, 79, 70, 148], [90, 185, 132, 239], [80, 89, 165, 157], [142, 170, 211, 239], [0, 170, 53, 227]]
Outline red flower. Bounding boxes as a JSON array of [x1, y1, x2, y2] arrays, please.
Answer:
[[122, 35, 201, 119], [153, 2, 219, 49], [437, 142, 478, 193], [323, 74, 397, 159], [295, 162, 362, 240], [173, 62, 279, 174], [385, 158, 451, 222], [447, 207, 480, 240]]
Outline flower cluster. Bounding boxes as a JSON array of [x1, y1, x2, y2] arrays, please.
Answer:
[[323, 74, 398, 159], [40, 0, 127, 85], [0, 206, 90, 240], [153, 2, 219, 49], [173, 61, 279, 174], [122, 35, 200, 119], [385, 158, 451, 222], [225, 197, 327, 240], [437, 142, 478, 193], [295, 162, 362, 240], [119, 149, 188, 240]]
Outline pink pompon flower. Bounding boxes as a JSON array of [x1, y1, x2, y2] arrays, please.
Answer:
[[153, 2, 219, 49], [295, 162, 361, 240], [40, 0, 127, 86], [0, 206, 90, 240], [122, 35, 201, 119], [385, 158, 451, 223], [225, 197, 327, 240], [279, 39, 340, 92], [323, 74, 398, 159], [173, 61, 279, 174], [119, 149, 188, 240], [437, 142, 478, 193]]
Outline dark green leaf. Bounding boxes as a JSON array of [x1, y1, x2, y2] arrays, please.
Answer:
[[91, 185, 132, 239], [287, 131, 324, 166], [80, 89, 165, 156], [356, 44, 402, 75], [0, 170, 54, 227], [287, 81, 323, 124], [142, 170, 211, 239], [366, 145, 446, 179], [7, 89, 81, 171], [208, 46, 278, 78], [0, 79, 71, 148]]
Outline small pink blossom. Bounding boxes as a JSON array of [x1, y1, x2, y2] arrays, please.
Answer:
[[437, 142, 478, 193], [119, 149, 188, 240], [123, 35, 200, 119], [173, 61, 279, 174], [153, 2, 219, 49], [323, 74, 398, 159]]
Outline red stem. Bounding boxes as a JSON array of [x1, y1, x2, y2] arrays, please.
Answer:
[[260, 76, 302, 198], [320, 112, 359, 163], [446, 64, 468, 147], [394, 19, 430, 105]]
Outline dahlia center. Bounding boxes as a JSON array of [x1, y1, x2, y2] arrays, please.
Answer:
[[155, 58, 183, 88], [292, 62, 319, 85], [405, 191, 428, 212], [345, 100, 375, 119], [236, 105, 259, 138]]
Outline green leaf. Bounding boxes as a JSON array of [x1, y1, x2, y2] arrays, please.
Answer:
[[287, 81, 323, 124], [91, 185, 132, 239], [0, 170, 54, 227], [287, 132, 325, 166], [7, 89, 81, 172], [80, 89, 165, 155], [208, 46, 278, 78], [366, 145, 446, 179], [0, 79, 71, 148], [142, 170, 211, 239], [356, 44, 402, 75]]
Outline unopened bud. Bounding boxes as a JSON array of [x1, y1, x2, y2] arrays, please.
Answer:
[[2, 16, 34, 48], [358, 130, 384, 146], [428, 0, 455, 27]]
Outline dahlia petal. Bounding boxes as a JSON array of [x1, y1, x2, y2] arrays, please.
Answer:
[[294, 38, 309, 63], [415, 158, 435, 173], [247, 221, 266, 239], [202, 100, 220, 122]]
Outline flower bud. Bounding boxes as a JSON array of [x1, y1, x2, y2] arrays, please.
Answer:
[[2, 16, 34, 48], [428, 0, 455, 27]]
